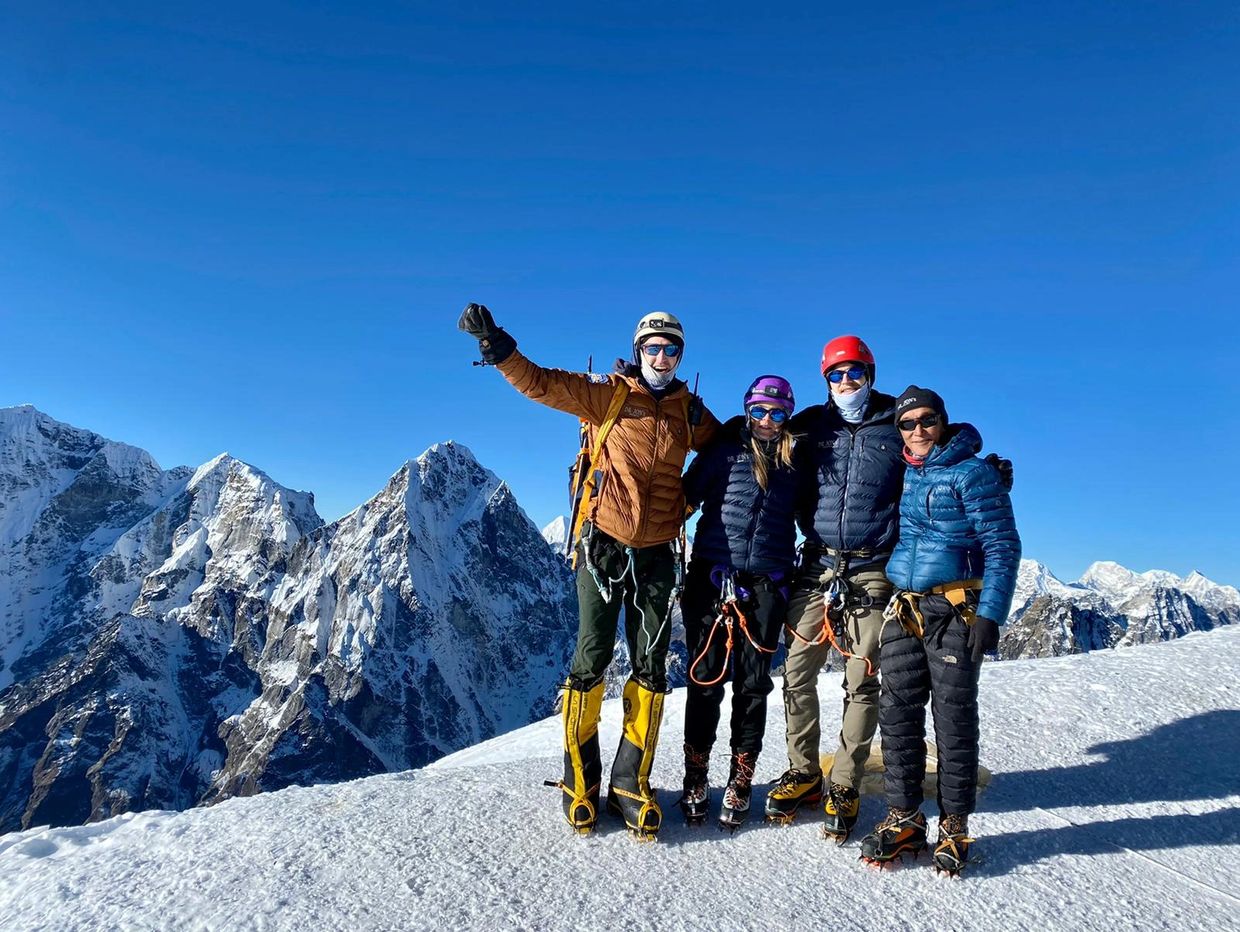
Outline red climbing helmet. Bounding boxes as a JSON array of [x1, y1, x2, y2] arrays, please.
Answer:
[[820, 335, 876, 382]]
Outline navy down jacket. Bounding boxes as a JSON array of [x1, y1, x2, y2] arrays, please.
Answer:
[[884, 423, 1021, 623], [682, 415, 799, 575], [790, 391, 905, 561]]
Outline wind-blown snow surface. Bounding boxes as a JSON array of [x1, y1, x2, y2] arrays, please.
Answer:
[[3, 628, 1238, 932]]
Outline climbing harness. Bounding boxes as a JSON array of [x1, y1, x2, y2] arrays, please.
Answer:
[[883, 579, 983, 639], [784, 549, 883, 675], [689, 568, 777, 687]]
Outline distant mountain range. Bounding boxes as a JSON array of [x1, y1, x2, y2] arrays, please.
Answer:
[[0, 405, 576, 833], [1001, 559, 1238, 658]]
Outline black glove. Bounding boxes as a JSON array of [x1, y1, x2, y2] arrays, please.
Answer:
[[985, 453, 1014, 492], [458, 302, 497, 338], [457, 302, 516, 364], [967, 615, 1001, 664]]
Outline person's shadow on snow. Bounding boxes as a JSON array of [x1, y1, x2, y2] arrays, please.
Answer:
[[980, 709, 1240, 875]]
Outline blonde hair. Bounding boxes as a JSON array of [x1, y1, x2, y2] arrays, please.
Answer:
[[750, 429, 796, 491]]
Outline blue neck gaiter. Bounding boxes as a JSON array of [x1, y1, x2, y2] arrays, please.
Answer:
[[832, 382, 871, 424]]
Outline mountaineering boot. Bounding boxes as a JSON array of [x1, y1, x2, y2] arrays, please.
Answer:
[[822, 783, 861, 844], [859, 807, 928, 866], [554, 676, 605, 835], [718, 751, 757, 831], [932, 813, 976, 877], [607, 678, 666, 840], [764, 769, 823, 824], [680, 743, 711, 826]]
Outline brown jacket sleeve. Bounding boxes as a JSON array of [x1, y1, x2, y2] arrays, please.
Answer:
[[495, 349, 618, 425]]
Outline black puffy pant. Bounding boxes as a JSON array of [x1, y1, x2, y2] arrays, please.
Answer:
[[682, 561, 786, 756], [878, 594, 981, 817]]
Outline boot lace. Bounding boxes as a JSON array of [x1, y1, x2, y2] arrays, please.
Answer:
[[729, 752, 757, 791], [939, 812, 969, 838], [877, 807, 923, 834], [684, 743, 710, 776], [828, 782, 858, 807], [776, 769, 812, 790]]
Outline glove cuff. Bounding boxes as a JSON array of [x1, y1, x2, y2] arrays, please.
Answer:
[[479, 328, 516, 364]]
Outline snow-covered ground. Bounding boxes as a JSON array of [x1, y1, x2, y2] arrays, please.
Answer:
[[2, 627, 1239, 932]]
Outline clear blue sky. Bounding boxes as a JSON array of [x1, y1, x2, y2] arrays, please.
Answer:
[[2, 2, 1237, 584]]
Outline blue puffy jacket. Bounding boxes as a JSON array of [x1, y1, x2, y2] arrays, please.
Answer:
[[682, 415, 799, 575], [790, 391, 905, 563], [884, 423, 1021, 623]]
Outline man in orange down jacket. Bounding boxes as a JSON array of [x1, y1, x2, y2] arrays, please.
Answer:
[[458, 302, 718, 839]]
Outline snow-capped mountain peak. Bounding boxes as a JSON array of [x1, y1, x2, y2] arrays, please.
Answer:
[[1078, 560, 1147, 601], [542, 515, 570, 554], [1004, 558, 1239, 659], [0, 405, 169, 548], [1009, 559, 1093, 617], [1139, 568, 1182, 588], [0, 410, 577, 833]]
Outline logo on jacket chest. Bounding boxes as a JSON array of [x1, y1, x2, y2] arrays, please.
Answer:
[[619, 404, 687, 442]]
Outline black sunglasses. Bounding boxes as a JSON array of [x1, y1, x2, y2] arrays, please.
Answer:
[[897, 414, 942, 432]]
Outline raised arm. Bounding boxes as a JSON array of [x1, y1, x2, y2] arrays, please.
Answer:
[[458, 303, 617, 424]]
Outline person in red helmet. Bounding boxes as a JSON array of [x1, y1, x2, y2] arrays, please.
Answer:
[[764, 335, 1011, 845]]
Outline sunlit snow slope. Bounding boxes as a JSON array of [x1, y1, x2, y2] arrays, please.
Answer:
[[2, 627, 1238, 931]]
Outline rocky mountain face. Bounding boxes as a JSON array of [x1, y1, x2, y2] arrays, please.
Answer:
[[1000, 559, 1239, 659], [0, 405, 193, 692], [0, 407, 575, 832]]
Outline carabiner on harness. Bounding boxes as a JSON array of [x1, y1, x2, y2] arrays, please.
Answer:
[[689, 568, 776, 687]]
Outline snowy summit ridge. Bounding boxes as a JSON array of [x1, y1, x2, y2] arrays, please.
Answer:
[[3, 627, 1239, 931]]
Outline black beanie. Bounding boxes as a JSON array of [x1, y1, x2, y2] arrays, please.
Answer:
[[894, 385, 947, 424]]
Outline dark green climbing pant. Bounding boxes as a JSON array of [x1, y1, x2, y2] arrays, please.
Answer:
[[570, 524, 677, 692]]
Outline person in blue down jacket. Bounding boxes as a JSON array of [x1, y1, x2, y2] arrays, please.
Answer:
[[679, 375, 800, 830], [858, 385, 1020, 877]]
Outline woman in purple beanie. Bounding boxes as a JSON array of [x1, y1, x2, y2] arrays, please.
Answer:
[[678, 375, 801, 830]]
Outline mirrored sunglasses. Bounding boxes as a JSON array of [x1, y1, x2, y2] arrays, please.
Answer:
[[641, 343, 681, 358], [826, 365, 867, 384], [747, 406, 789, 424]]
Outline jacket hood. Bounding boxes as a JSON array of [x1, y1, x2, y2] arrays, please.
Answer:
[[924, 423, 983, 469]]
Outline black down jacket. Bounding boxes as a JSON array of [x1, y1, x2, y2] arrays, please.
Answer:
[[790, 391, 905, 562], [682, 415, 799, 575]]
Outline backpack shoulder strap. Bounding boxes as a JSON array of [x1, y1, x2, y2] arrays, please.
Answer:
[[569, 380, 630, 567]]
